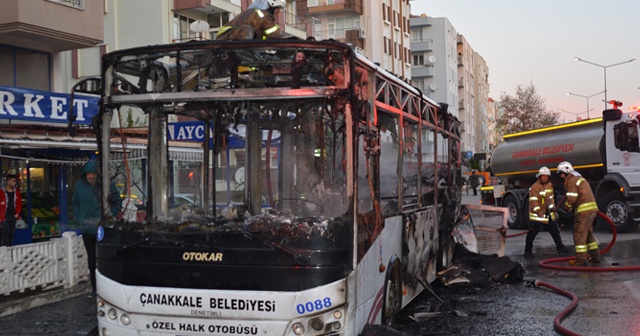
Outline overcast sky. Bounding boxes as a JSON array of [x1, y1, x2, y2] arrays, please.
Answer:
[[410, 1, 640, 121]]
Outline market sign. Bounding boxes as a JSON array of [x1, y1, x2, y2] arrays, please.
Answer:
[[168, 121, 211, 142], [0, 85, 99, 125], [168, 122, 281, 149]]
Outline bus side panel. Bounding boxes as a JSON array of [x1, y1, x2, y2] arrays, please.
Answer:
[[354, 215, 403, 331], [401, 207, 439, 307]]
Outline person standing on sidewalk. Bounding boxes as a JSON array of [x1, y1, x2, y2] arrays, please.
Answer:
[[469, 170, 481, 196], [0, 174, 22, 246], [556, 161, 600, 266], [70, 159, 121, 293], [524, 167, 571, 258]]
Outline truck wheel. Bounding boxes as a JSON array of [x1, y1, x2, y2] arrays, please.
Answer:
[[503, 195, 524, 229], [597, 190, 639, 233]]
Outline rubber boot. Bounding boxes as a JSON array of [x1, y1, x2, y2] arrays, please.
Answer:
[[589, 248, 601, 263], [557, 246, 572, 255], [569, 252, 588, 266]]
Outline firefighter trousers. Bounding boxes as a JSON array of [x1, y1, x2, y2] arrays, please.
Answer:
[[525, 219, 565, 253], [573, 211, 599, 264]]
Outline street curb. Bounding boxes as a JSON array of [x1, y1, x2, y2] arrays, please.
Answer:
[[0, 281, 92, 317]]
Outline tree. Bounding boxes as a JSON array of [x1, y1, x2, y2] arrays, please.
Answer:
[[496, 82, 560, 135]]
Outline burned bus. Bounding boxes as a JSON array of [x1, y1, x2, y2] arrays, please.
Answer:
[[87, 39, 463, 335]]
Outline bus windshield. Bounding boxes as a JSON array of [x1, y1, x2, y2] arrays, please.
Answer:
[[97, 41, 356, 291]]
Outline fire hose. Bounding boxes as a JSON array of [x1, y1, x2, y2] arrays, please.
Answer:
[[513, 211, 640, 335]]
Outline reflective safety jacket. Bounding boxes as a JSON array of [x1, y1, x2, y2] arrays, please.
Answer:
[[217, 8, 280, 40], [563, 172, 598, 214], [529, 179, 555, 223]]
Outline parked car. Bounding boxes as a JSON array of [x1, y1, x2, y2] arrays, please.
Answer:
[[173, 193, 213, 209]]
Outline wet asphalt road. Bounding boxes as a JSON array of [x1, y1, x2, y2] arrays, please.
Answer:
[[2, 194, 640, 335], [396, 194, 640, 335]]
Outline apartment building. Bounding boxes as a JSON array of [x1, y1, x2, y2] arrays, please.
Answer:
[[456, 34, 473, 154], [409, 15, 458, 116], [410, 14, 490, 158], [472, 52, 489, 154], [296, 0, 411, 79]]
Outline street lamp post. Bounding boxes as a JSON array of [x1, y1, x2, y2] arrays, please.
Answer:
[[574, 57, 636, 109], [566, 90, 605, 119]]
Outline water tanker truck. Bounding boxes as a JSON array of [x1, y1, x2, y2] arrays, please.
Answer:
[[483, 107, 640, 233]]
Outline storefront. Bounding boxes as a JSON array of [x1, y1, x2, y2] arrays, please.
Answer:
[[0, 85, 204, 244], [0, 85, 99, 244]]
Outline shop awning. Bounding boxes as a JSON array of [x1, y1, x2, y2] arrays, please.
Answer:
[[0, 131, 203, 164]]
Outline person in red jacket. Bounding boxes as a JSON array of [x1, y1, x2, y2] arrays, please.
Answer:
[[0, 174, 22, 246]]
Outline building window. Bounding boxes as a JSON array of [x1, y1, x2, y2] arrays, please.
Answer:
[[174, 14, 199, 42], [0, 45, 51, 91], [327, 18, 336, 37], [411, 29, 422, 41], [328, 16, 360, 36], [308, 0, 319, 6]]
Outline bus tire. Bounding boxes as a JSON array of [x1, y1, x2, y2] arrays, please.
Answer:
[[503, 195, 525, 229], [381, 256, 403, 326], [436, 229, 455, 271], [597, 190, 639, 233]]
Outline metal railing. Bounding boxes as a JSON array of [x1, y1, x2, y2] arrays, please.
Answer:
[[0, 232, 89, 296]]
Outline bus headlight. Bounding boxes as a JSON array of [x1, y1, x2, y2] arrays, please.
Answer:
[[310, 318, 324, 331], [107, 308, 118, 320], [120, 313, 131, 325], [101, 327, 110, 336], [291, 322, 305, 335]]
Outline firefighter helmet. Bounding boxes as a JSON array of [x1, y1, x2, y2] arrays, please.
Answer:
[[536, 166, 551, 178], [557, 161, 574, 174], [249, 0, 285, 10], [268, 0, 286, 9]]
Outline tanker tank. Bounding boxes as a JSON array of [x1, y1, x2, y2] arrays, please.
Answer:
[[490, 118, 606, 186]]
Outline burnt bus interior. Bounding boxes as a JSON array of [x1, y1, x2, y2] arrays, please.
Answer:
[[86, 40, 461, 292]]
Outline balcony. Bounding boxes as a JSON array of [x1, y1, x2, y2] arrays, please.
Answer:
[[174, 0, 240, 15], [310, 28, 362, 49], [173, 0, 307, 40], [410, 16, 431, 27], [411, 66, 433, 78], [283, 11, 309, 39], [305, 0, 363, 16], [410, 39, 432, 52], [0, 0, 103, 52]]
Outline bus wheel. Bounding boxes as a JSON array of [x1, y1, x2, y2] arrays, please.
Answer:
[[503, 195, 524, 229], [437, 230, 455, 271], [381, 256, 402, 326], [597, 190, 639, 233]]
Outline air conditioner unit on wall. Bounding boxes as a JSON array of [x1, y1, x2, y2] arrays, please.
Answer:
[[359, 29, 366, 39]]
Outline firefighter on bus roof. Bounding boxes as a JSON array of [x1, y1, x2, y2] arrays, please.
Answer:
[[557, 161, 601, 266], [216, 0, 285, 41]]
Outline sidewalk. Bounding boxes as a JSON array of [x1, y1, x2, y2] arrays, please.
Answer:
[[0, 281, 96, 335]]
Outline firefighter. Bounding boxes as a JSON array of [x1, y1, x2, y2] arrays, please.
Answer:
[[524, 166, 571, 258], [557, 161, 601, 266], [216, 0, 285, 41]]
